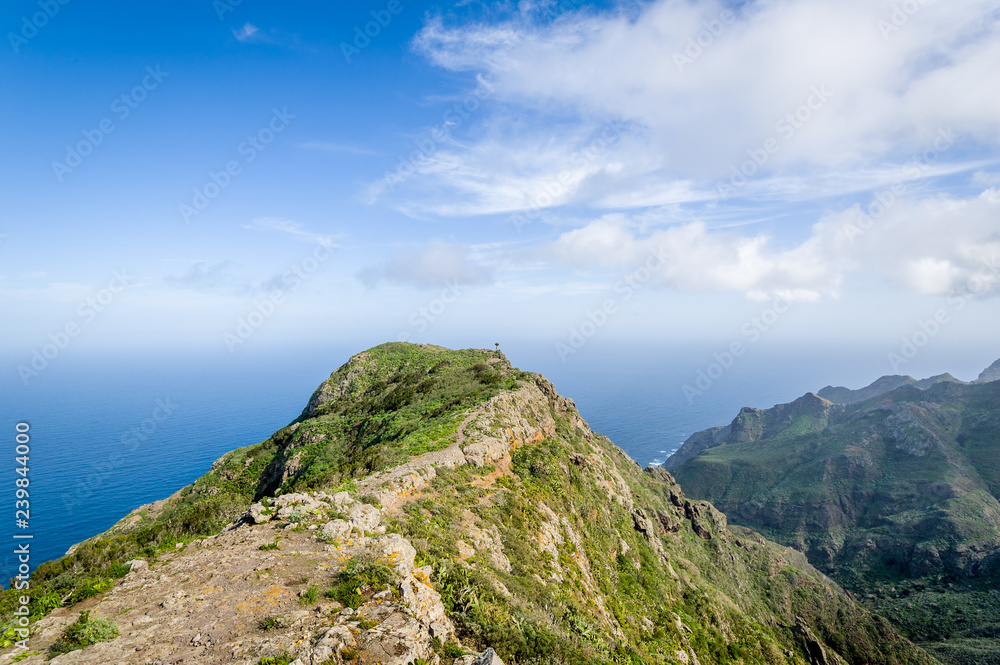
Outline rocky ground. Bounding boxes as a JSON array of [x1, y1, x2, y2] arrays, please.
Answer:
[[2, 488, 501, 665]]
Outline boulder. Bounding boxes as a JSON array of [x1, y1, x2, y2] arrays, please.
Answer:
[[349, 502, 382, 531]]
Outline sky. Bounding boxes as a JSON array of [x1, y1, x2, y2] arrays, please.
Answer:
[[2, 0, 999, 386]]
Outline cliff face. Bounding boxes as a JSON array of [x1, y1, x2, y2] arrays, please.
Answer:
[[667, 362, 1000, 664], [1, 344, 936, 665]]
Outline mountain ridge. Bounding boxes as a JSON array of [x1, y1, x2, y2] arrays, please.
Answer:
[[1, 343, 937, 665], [666, 356, 1000, 664]]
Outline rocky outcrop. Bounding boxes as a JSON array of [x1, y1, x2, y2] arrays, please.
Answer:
[[7, 487, 502, 665], [352, 376, 587, 511]]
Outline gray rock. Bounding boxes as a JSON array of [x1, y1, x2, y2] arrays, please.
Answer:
[[349, 502, 382, 531], [472, 648, 506, 665], [248, 502, 271, 524], [321, 519, 352, 542], [126, 558, 148, 574]]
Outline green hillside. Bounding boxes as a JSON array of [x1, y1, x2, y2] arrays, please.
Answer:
[[1, 344, 936, 664], [668, 369, 1000, 664]]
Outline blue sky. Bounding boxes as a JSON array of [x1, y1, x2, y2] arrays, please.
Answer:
[[2, 0, 999, 382]]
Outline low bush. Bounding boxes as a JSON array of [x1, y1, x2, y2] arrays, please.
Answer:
[[49, 610, 119, 657]]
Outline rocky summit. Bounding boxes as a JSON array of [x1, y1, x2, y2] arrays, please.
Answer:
[[2, 343, 937, 664], [667, 359, 1000, 665]]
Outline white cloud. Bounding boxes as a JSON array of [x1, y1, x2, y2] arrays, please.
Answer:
[[358, 241, 494, 289], [541, 217, 837, 300], [383, 0, 1000, 215], [533, 186, 1000, 300], [812, 188, 1000, 296]]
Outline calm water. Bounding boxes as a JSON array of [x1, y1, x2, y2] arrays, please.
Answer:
[[1, 341, 985, 585]]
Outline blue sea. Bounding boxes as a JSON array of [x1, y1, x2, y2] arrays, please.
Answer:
[[2, 341, 992, 585]]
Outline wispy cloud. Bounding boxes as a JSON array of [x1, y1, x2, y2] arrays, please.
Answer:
[[243, 217, 339, 247], [232, 22, 260, 42], [375, 0, 1000, 217]]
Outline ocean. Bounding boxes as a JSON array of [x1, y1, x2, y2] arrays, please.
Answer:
[[1, 341, 984, 585]]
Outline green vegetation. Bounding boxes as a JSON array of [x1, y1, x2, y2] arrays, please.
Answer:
[[49, 610, 119, 657], [390, 422, 933, 665], [258, 615, 289, 631], [669, 377, 1000, 663], [0, 344, 518, 631], [0, 343, 946, 664], [300, 585, 320, 605], [328, 554, 398, 610], [257, 654, 294, 665]]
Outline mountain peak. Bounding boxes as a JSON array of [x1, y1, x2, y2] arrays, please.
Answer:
[[818, 370, 964, 404], [3, 343, 934, 665], [976, 357, 1000, 383]]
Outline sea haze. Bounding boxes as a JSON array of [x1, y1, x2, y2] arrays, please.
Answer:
[[2, 342, 987, 585]]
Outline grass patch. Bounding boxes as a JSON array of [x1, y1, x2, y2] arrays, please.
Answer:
[[259, 539, 281, 551], [299, 585, 319, 605], [256, 654, 294, 665]]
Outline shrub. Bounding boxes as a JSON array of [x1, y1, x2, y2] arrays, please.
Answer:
[[107, 562, 132, 579], [329, 555, 398, 609], [258, 615, 288, 631], [69, 577, 114, 604], [49, 610, 119, 656]]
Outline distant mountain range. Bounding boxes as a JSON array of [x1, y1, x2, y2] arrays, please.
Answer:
[[665, 358, 1000, 664]]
